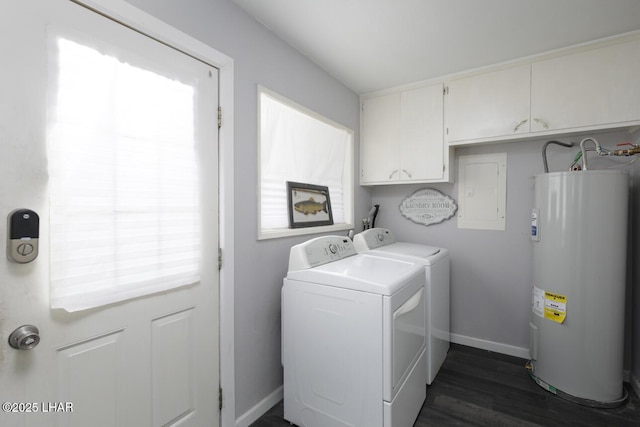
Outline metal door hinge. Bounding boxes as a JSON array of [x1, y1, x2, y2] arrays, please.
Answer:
[[218, 106, 222, 129], [218, 248, 223, 270], [219, 386, 223, 411]]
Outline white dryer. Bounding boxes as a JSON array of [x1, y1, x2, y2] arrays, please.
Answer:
[[353, 228, 450, 385], [282, 235, 427, 427]]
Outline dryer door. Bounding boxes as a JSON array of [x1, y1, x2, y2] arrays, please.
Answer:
[[392, 286, 425, 394]]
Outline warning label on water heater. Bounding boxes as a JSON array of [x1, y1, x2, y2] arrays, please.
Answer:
[[544, 291, 566, 324], [532, 287, 567, 323]]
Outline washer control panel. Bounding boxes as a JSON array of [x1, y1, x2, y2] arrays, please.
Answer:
[[288, 236, 356, 271]]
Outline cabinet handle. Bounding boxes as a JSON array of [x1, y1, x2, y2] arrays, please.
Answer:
[[401, 169, 412, 179], [533, 118, 549, 129], [388, 169, 399, 179], [513, 119, 528, 132]]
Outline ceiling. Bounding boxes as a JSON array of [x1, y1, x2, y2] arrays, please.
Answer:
[[232, 0, 640, 94]]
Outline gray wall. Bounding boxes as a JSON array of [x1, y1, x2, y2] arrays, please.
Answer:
[[371, 131, 639, 371], [124, 0, 367, 419], [122, 0, 640, 416]]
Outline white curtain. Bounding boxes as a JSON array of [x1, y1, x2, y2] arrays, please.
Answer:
[[260, 91, 351, 230], [48, 38, 200, 312]]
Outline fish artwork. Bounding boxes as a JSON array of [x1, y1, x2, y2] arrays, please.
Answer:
[[294, 197, 327, 215]]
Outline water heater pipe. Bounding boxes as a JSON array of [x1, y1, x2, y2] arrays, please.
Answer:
[[612, 143, 640, 156], [579, 137, 608, 170], [542, 140, 574, 173]]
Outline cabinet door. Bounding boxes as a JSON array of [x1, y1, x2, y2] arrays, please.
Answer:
[[361, 93, 400, 183], [446, 65, 531, 143], [531, 38, 640, 132], [399, 84, 444, 181]]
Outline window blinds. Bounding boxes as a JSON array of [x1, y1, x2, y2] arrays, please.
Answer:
[[260, 91, 352, 231], [48, 38, 201, 312]]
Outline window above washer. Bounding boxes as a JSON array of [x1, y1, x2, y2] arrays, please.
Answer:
[[258, 86, 354, 240]]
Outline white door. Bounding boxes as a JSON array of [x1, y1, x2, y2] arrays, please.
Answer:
[[0, 1, 219, 427]]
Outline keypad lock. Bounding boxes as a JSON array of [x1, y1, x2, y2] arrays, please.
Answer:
[[8, 325, 40, 350], [7, 209, 39, 263]]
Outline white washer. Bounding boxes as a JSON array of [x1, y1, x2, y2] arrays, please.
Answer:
[[282, 235, 427, 427], [353, 228, 450, 385]]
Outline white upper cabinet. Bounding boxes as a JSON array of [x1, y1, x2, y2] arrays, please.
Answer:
[[362, 33, 640, 183], [446, 65, 531, 143], [361, 92, 400, 183], [399, 84, 447, 182], [445, 35, 640, 145], [361, 83, 450, 185], [531, 38, 640, 132]]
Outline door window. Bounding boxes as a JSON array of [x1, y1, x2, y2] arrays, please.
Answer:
[[48, 34, 201, 311]]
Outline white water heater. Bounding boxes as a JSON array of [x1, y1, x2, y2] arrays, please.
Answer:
[[529, 169, 628, 407]]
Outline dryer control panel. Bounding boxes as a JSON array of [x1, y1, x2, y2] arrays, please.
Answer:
[[288, 236, 356, 271], [353, 227, 396, 251]]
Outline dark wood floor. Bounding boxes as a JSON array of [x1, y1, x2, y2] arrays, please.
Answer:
[[250, 343, 640, 426]]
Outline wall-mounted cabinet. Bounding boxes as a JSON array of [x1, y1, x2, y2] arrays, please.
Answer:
[[360, 83, 452, 185], [446, 65, 531, 143], [531, 38, 640, 133], [446, 35, 640, 146], [362, 33, 640, 185]]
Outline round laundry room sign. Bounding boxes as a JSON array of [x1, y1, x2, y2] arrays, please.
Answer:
[[399, 188, 457, 226]]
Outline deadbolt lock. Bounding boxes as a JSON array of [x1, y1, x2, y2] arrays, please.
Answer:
[[8, 325, 40, 350]]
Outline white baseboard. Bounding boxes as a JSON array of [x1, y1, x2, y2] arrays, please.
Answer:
[[450, 333, 530, 359], [235, 385, 283, 427], [631, 372, 640, 399]]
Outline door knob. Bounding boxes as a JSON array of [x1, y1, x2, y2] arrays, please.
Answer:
[[8, 325, 40, 350]]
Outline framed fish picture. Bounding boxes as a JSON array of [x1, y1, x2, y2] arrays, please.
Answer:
[[287, 181, 334, 228]]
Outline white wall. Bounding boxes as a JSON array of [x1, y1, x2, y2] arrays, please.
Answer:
[[123, 0, 368, 421], [371, 131, 639, 361]]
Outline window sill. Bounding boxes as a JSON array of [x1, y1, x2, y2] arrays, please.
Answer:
[[258, 223, 353, 240]]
